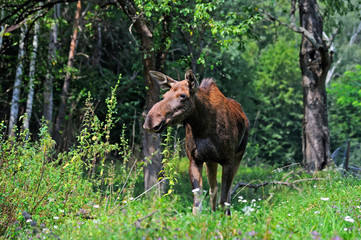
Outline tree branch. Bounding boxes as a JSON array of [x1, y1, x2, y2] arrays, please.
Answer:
[[260, 9, 322, 50], [231, 177, 325, 196]]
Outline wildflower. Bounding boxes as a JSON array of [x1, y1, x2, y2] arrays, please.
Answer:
[[192, 188, 200, 193], [93, 219, 100, 224], [42, 228, 50, 234], [344, 228, 348, 231], [30, 220, 37, 227], [258, 198, 262, 201], [287, 213, 291, 216], [129, 197, 134, 201], [311, 230, 321, 240], [59, 209, 64, 213], [241, 200, 247, 203], [93, 205, 100, 208], [242, 206, 255, 216], [54, 225, 58, 229], [26, 219, 32, 223], [321, 197, 329, 201], [123, 200, 127, 204], [251, 199, 256, 203], [224, 202, 230, 207], [22, 211, 31, 220], [314, 211, 320, 214], [344, 216, 354, 223], [53, 217, 59, 220]]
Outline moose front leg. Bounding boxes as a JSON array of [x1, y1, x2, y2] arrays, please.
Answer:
[[220, 162, 240, 216], [189, 159, 203, 215]]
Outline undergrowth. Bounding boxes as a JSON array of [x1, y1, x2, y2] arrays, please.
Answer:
[[1, 83, 361, 239]]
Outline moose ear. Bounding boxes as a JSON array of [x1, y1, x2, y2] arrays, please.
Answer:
[[185, 69, 199, 93], [149, 70, 177, 89]]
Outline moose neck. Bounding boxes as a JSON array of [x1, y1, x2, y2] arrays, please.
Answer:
[[184, 90, 211, 136]]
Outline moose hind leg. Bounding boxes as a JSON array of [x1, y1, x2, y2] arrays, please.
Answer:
[[189, 159, 203, 215], [220, 162, 241, 215], [206, 161, 218, 212]]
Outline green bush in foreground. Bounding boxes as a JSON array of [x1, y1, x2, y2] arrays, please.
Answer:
[[0, 83, 142, 239]]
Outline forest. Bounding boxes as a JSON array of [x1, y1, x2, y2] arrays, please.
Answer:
[[1, 0, 361, 239]]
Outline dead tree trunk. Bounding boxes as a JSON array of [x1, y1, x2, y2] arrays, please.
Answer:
[[299, 0, 331, 171], [44, 3, 60, 131], [8, 23, 27, 136], [117, 0, 163, 191], [54, 0, 81, 148]]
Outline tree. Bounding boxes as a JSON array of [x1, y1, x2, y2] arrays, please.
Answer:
[[44, 4, 60, 131], [8, 23, 27, 136], [23, 17, 40, 134], [117, 0, 163, 191], [261, 0, 354, 171], [53, 0, 82, 149]]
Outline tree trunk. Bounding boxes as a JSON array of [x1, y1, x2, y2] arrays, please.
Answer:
[[23, 19, 40, 133], [117, 0, 163, 191], [44, 3, 60, 130], [299, 0, 331, 171], [8, 23, 27, 136], [54, 0, 81, 148]]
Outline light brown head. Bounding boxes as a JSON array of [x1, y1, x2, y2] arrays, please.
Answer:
[[143, 69, 199, 133]]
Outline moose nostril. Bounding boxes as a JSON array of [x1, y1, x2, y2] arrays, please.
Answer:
[[154, 120, 164, 131]]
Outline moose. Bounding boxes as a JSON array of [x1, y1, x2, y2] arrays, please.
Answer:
[[143, 69, 249, 215]]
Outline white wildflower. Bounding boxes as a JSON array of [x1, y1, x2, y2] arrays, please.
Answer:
[[314, 211, 320, 214], [26, 219, 32, 223], [42, 228, 50, 234], [93, 219, 100, 224], [192, 188, 200, 193], [93, 204, 100, 208], [224, 202, 231, 206], [54, 225, 58, 229], [321, 197, 329, 201], [242, 200, 247, 203], [242, 206, 255, 216], [59, 209, 64, 213], [251, 199, 256, 203], [287, 213, 291, 216], [344, 216, 354, 223], [53, 217, 59, 220]]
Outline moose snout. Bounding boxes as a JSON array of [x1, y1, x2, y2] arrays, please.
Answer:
[[143, 112, 165, 133]]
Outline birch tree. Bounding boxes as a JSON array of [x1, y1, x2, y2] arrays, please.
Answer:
[[23, 19, 40, 133], [8, 23, 27, 136]]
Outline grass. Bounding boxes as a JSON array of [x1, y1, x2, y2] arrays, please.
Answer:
[[1, 87, 361, 239]]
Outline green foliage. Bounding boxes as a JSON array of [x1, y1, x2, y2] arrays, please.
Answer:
[[160, 127, 180, 195], [0, 85, 142, 238], [247, 36, 302, 165], [328, 65, 361, 148], [57, 166, 361, 239]]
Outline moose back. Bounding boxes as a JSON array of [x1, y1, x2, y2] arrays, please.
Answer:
[[143, 69, 249, 215]]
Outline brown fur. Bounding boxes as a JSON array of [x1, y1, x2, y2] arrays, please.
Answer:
[[144, 70, 249, 215]]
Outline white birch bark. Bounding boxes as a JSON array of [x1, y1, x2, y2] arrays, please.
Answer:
[[8, 23, 27, 136], [23, 20, 40, 132]]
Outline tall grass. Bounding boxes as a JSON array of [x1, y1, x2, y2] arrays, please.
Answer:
[[0, 83, 142, 239]]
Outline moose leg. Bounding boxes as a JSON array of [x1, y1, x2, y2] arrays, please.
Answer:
[[220, 162, 241, 215], [206, 161, 218, 212], [189, 159, 203, 215]]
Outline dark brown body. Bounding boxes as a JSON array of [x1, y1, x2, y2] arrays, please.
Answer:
[[143, 70, 249, 215]]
